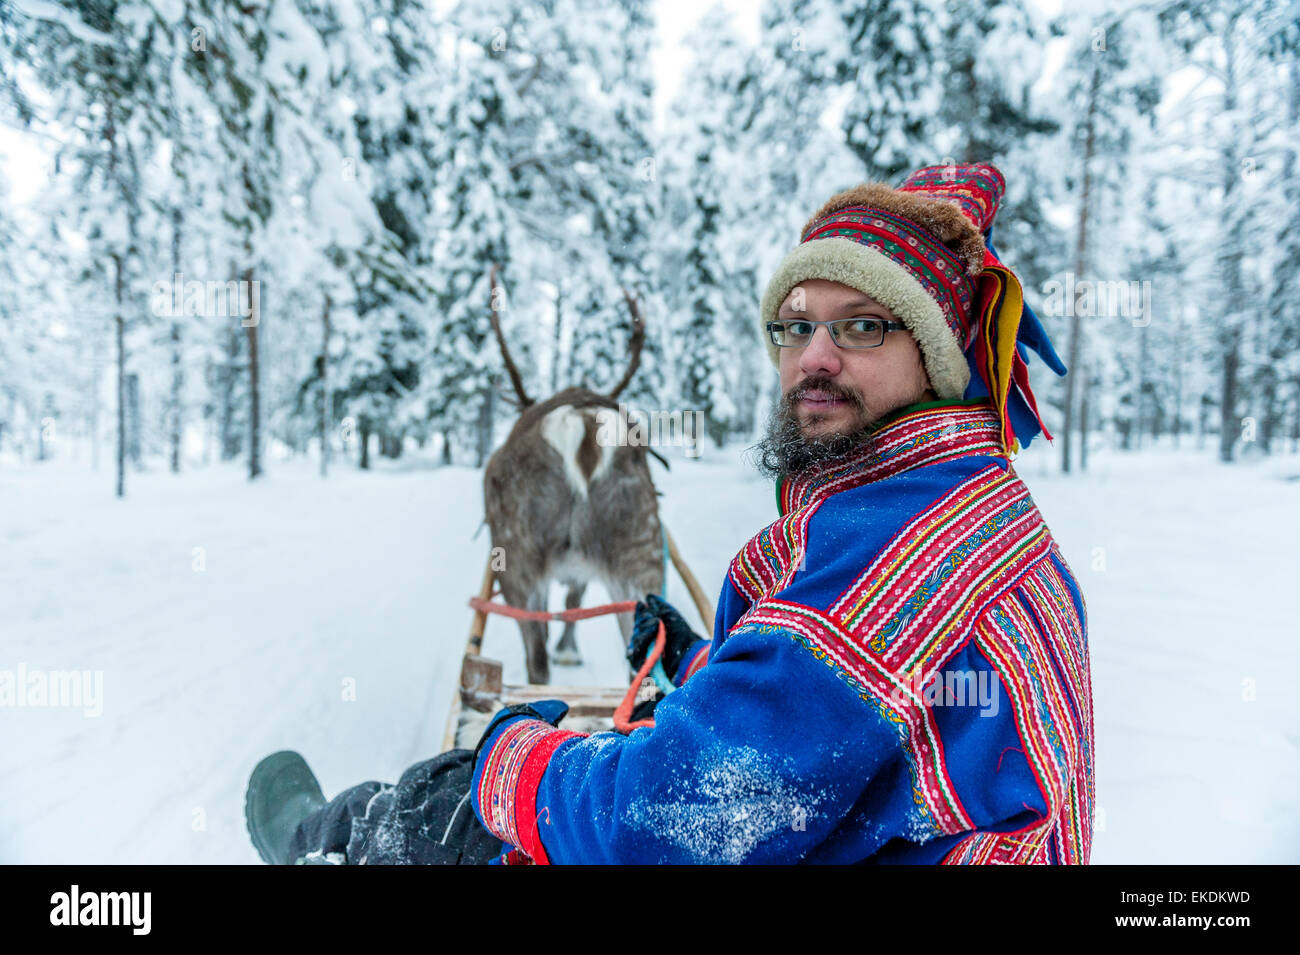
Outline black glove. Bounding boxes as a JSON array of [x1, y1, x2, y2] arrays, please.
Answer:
[[627, 690, 665, 725], [627, 594, 702, 682], [472, 699, 570, 765]]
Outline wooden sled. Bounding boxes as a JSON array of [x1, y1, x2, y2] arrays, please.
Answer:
[[441, 526, 715, 751]]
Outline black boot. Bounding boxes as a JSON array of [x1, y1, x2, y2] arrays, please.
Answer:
[[245, 751, 327, 865]]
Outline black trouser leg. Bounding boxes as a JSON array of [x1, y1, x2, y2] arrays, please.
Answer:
[[288, 749, 504, 865]]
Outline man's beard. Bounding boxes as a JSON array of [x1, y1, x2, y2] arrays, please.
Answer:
[[748, 375, 881, 483]]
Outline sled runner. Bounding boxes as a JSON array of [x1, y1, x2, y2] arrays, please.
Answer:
[[441, 525, 715, 751]]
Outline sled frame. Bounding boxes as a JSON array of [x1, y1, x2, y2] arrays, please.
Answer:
[[440, 525, 714, 752]]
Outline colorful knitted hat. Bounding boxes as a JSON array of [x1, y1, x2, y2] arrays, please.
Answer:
[[759, 162, 1066, 452]]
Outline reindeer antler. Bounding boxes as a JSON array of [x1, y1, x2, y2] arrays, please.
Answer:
[[489, 263, 534, 409], [606, 287, 646, 400]]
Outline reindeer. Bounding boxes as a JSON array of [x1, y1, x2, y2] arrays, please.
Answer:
[[482, 267, 665, 684]]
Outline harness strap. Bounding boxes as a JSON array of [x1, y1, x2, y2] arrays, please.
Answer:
[[468, 597, 637, 623]]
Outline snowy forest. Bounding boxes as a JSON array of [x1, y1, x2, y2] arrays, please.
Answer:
[[2, 0, 1300, 866], [1, 0, 1297, 489]]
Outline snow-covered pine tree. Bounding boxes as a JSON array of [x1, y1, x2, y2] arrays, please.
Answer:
[[185, 0, 337, 478], [425, 0, 662, 463], [3, 0, 170, 495], [659, 4, 757, 447], [148, 2, 208, 474], [1050, 0, 1166, 470], [281, 0, 420, 471], [0, 173, 21, 454], [423, 6, 520, 465], [829, 0, 947, 182], [1254, 6, 1300, 453], [561, 0, 664, 412], [938, 0, 1065, 369], [1265, 56, 1300, 452], [1156, 0, 1284, 462]]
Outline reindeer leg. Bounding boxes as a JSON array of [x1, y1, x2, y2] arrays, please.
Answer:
[[520, 617, 550, 685], [522, 588, 551, 685], [501, 576, 551, 685], [552, 582, 586, 667]]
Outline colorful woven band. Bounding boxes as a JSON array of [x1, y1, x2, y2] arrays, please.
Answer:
[[799, 205, 975, 344]]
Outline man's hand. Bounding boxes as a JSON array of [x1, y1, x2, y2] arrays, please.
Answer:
[[472, 700, 569, 764], [627, 594, 703, 682]]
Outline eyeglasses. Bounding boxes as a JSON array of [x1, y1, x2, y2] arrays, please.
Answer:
[[766, 317, 907, 349]]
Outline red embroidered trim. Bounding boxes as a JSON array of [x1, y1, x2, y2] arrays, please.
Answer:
[[733, 599, 975, 836], [514, 729, 583, 864], [728, 404, 1006, 606], [940, 827, 1051, 865], [477, 719, 587, 864], [679, 644, 710, 683], [831, 466, 1050, 667], [782, 404, 1004, 513], [724, 465, 1060, 839], [971, 580, 1094, 865], [799, 207, 975, 338]]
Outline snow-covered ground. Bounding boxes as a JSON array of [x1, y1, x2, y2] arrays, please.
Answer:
[[2, 440, 1297, 863]]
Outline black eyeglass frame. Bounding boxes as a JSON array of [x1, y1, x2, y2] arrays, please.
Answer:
[[765, 317, 908, 349]]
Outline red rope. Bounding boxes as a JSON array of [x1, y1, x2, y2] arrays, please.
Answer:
[[468, 596, 637, 623], [612, 623, 665, 734], [468, 594, 663, 735], [467, 595, 665, 738]]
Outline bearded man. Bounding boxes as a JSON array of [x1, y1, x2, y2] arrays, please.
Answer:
[[248, 162, 1095, 865]]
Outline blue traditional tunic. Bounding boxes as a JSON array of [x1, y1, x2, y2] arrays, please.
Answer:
[[472, 398, 1095, 864]]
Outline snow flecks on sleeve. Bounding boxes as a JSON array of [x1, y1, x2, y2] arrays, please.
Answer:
[[622, 743, 825, 864], [901, 805, 941, 846]]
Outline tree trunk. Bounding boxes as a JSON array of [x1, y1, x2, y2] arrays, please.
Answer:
[[359, 421, 372, 470], [1219, 343, 1240, 463], [1216, 14, 1245, 464], [1260, 371, 1278, 454], [90, 345, 101, 471], [37, 396, 49, 462], [551, 281, 564, 393], [1291, 380, 1300, 453], [1062, 65, 1099, 475], [1079, 365, 1091, 472], [1172, 303, 1184, 449], [219, 326, 241, 461], [106, 98, 128, 498], [114, 254, 126, 499], [320, 294, 331, 478], [169, 320, 183, 472], [169, 201, 184, 473], [245, 265, 262, 480], [126, 373, 141, 467], [1135, 319, 1148, 451]]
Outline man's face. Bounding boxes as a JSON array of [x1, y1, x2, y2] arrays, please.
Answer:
[[777, 279, 935, 439], [752, 280, 937, 482]]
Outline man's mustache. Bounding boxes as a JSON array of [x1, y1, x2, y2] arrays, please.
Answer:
[[784, 376, 866, 410]]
